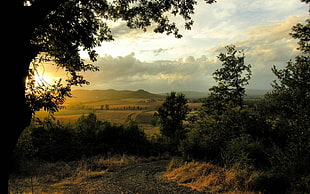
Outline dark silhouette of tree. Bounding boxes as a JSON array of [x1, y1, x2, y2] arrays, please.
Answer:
[[157, 92, 190, 148], [202, 45, 251, 114], [264, 3, 309, 129], [259, 3, 310, 192], [2, 0, 217, 192]]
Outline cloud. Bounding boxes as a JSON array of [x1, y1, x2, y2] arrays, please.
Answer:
[[77, 0, 308, 92], [81, 53, 218, 92], [208, 15, 306, 89], [82, 13, 303, 92]]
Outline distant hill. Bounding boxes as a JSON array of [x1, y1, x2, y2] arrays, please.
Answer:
[[245, 89, 269, 97], [68, 89, 164, 103], [159, 89, 269, 99], [67, 89, 269, 104], [159, 91, 209, 99]]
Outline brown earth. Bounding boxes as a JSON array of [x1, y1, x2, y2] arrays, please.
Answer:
[[79, 160, 203, 194], [10, 159, 203, 194]]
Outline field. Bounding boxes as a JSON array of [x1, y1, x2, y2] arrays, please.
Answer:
[[35, 89, 203, 135], [35, 89, 262, 135]]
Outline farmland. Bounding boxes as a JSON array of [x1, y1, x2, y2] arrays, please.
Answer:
[[35, 89, 262, 135], [35, 89, 203, 134]]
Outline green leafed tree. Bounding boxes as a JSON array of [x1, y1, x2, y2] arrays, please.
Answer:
[[202, 45, 252, 114], [157, 92, 191, 147], [2, 0, 217, 192]]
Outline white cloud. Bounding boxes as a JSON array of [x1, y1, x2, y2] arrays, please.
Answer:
[[77, 0, 308, 92], [209, 15, 307, 89], [80, 53, 218, 92], [80, 14, 306, 92]]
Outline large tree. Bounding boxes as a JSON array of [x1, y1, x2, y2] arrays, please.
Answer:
[[2, 0, 217, 192]]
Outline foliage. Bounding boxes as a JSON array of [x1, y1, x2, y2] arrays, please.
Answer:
[[22, 0, 217, 114], [263, 58, 310, 128], [181, 107, 270, 168], [180, 37, 309, 192], [13, 1, 310, 193], [157, 92, 191, 147], [290, 18, 310, 54], [178, 6, 310, 192], [263, 11, 310, 129], [15, 113, 151, 162], [202, 45, 252, 115], [258, 10, 310, 193]]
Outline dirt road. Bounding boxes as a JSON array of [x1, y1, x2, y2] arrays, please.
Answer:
[[79, 160, 203, 194]]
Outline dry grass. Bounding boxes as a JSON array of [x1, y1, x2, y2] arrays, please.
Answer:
[[163, 159, 262, 194], [9, 154, 161, 194]]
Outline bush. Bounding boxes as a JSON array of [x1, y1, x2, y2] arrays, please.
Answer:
[[15, 113, 152, 162], [181, 108, 270, 167]]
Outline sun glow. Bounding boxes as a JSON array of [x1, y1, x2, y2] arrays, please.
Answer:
[[26, 62, 64, 90], [26, 53, 68, 90], [32, 73, 54, 86]]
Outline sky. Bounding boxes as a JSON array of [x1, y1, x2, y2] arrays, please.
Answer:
[[57, 0, 309, 93]]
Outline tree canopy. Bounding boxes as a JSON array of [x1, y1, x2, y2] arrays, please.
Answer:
[[202, 45, 251, 114], [3, 1, 217, 193], [264, 9, 310, 129], [157, 92, 190, 145], [17, 0, 216, 114]]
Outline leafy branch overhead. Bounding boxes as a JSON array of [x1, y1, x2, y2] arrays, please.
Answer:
[[22, 0, 217, 113]]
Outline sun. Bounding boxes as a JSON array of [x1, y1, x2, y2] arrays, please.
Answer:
[[32, 73, 53, 86], [26, 67, 62, 89], [27, 56, 66, 88]]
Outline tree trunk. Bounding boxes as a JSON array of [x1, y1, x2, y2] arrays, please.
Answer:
[[1, 44, 37, 193], [1, 12, 38, 193], [1, 1, 62, 193]]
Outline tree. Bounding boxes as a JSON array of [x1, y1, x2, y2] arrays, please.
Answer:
[[260, 4, 310, 192], [264, 4, 309, 128], [265, 58, 310, 127], [202, 45, 251, 114], [157, 92, 190, 147], [2, 0, 217, 192]]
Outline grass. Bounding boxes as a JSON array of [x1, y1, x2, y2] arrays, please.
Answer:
[[163, 158, 262, 194], [35, 94, 202, 136], [9, 154, 162, 194]]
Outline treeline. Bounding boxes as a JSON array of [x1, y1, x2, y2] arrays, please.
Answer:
[[15, 114, 153, 162], [155, 42, 309, 193], [67, 103, 148, 111]]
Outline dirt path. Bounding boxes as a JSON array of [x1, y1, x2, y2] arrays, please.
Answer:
[[125, 112, 138, 123], [78, 160, 203, 194]]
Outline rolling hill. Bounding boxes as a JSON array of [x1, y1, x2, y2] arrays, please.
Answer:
[[65, 88, 268, 104], [67, 89, 164, 103], [159, 89, 268, 99]]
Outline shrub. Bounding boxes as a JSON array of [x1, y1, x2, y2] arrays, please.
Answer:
[[15, 113, 152, 163]]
